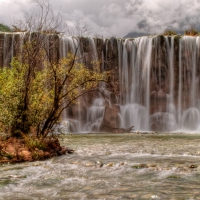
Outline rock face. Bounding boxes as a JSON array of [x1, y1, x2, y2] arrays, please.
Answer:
[[1, 33, 200, 132], [101, 105, 120, 132]]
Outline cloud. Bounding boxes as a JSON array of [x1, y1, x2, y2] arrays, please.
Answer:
[[0, 0, 200, 37]]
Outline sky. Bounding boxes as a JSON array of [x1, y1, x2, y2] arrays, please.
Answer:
[[0, 0, 200, 38]]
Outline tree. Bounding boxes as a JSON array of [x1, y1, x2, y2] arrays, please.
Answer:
[[0, 0, 109, 138]]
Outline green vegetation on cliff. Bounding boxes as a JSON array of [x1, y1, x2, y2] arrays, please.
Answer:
[[184, 26, 199, 36], [163, 30, 177, 36], [0, 23, 12, 32]]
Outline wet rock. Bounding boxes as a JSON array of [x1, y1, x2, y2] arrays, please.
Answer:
[[182, 166, 190, 171], [96, 161, 104, 167], [107, 163, 114, 167], [69, 160, 80, 165], [66, 148, 74, 154], [8, 175, 26, 179], [142, 194, 159, 199], [44, 151, 51, 158], [19, 150, 32, 161], [85, 162, 95, 167], [151, 195, 159, 199], [148, 164, 157, 167], [150, 90, 167, 115], [132, 163, 148, 169], [167, 175, 180, 179], [58, 147, 69, 155], [189, 164, 198, 168], [33, 163, 40, 166], [139, 163, 148, 168], [101, 105, 120, 131]]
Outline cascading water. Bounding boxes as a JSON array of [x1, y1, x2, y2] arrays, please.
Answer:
[[118, 37, 153, 131], [178, 36, 200, 131], [118, 35, 200, 132], [85, 98, 105, 132], [59, 36, 106, 132], [1, 32, 200, 132]]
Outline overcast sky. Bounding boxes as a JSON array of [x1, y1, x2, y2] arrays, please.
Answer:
[[0, 0, 200, 37]]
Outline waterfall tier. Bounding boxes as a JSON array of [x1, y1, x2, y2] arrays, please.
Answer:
[[1, 32, 200, 132]]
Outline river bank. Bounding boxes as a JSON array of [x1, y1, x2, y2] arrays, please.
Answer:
[[0, 136, 74, 164]]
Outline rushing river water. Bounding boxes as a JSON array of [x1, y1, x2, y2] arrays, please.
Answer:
[[1, 133, 200, 199]]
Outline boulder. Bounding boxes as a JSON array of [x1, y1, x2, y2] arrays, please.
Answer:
[[101, 105, 120, 131]]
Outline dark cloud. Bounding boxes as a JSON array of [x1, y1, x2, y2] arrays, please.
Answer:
[[137, 19, 148, 29], [0, 0, 200, 37]]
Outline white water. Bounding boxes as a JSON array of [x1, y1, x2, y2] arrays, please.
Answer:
[[1, 133, 200, 199], [2, 33, 200, 132], [118, 35, 200, 132], [177, 36, 200, 131]]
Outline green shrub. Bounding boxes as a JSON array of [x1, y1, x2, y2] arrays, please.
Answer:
[[23, 135, 46, 150], [184, 29, 198, 36], [163, 30, 177, 36], [184, 25, 199, 36], [0, 23, 12, 32]]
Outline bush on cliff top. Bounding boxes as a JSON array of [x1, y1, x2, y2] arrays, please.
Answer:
[[184, 28, 199, 36], [184, 24, 199, 36], [0, 23, 12, 32], [163, 30, 177, 36]]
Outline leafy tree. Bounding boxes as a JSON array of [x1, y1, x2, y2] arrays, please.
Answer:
[[0, 0, 108, 138], [0, 53, 106, 137]]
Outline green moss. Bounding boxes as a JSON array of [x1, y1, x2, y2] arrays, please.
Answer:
[[174, 35, 182, 40], [131, 164, 148, 169], [32, 151, 39, 160], [167, 175, 180, 179], [132, 165, 141, 169]]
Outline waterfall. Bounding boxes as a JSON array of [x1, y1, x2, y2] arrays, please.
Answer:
[[59, 36, 105, 132], [1, 32, 200, 132], [178, 36, 200, 131], [119, 35, 200, 132], [119, 36, 153, 131]]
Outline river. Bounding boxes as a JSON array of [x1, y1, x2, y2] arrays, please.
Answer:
[[1, 133, 200, 199]]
